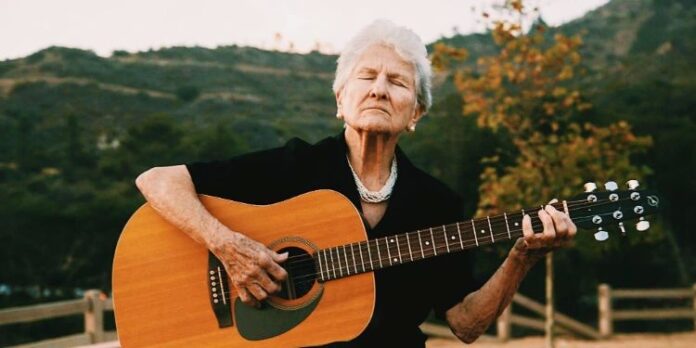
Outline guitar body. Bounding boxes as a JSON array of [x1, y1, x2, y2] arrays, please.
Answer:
[[113, 190, 375, 347]]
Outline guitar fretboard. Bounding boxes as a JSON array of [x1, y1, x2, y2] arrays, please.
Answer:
[[314, 202, 565, 282]]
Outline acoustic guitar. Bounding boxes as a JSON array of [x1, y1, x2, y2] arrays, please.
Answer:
[[112, 180, 660, 347]]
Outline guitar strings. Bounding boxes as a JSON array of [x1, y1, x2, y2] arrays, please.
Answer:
[[277, 195, 627, 263], [216, 207, 637, 297], [227, 196, 641, 288], [281, 200, 644, 285], [215, 216, 600, 299], [281, 195, 638, 269]]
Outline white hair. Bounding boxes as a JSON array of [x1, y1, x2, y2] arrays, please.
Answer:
[[332, 19, 433, 113]]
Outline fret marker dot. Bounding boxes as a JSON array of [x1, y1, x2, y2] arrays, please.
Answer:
[[393, 258, 398, 262], [451, 236, 456, 240], [390, 239, 394, 243], [481, 230, 485, 234], [515, 222, 519, 226], [425, 241, 430, 245]]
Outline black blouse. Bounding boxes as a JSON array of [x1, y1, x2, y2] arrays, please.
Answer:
[[186, 130, 481, 347]]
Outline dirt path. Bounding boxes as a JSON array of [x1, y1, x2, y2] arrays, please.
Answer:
[[427, 332, 696, 347]]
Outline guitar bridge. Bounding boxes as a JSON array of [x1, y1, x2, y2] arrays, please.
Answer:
[[208, 252, 233, 328]]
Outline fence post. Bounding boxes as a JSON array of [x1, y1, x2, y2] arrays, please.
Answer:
[[84, 289, 105, 343], [497, 303, 512, 342], [545, 252, 555, 348], [692, 283, 696, 331], [598, 284, 612, 338]]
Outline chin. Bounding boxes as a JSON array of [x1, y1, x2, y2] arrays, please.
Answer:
[[350, 123, 397, 136]]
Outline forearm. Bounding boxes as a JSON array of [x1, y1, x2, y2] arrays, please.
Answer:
[[135, 165, 229, 248], [445, 248, 541, 343]]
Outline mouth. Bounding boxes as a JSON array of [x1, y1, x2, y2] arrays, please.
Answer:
[[363, 107, 390, 114]]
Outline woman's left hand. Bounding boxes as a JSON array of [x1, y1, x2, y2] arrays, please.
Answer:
[[512, 199, 577, 261]]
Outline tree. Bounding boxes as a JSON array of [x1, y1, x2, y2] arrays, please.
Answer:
[[434, 0, 652, 238], [432, 0, 658, 335]]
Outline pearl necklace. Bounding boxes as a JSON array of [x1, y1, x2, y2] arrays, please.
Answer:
[[346, 155, 398, 203]]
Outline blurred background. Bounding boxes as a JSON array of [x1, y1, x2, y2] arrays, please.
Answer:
[[1, 0, 694, 346]]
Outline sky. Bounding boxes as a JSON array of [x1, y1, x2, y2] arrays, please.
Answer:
[[0, 0, 610, 60]]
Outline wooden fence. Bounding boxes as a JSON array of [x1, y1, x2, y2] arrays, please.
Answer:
[[4, 284, 695, 346], [0, 290, 116, 348], [598, 283, 696, 338], [495, 292, 601, 341]]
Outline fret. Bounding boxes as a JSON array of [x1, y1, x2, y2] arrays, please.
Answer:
[[417, 231, 425, 258], [350, 244, 358, 274], [366, 241, 374, 271], [317, 251, 325, 282], [456, 222, 464, 249], [406, 233, 414, 260], [487, 216, 495, 243], [385, 237, 393, 266], [504, 212, 512, 240], [342, 245, 351, 275], [336, 248, 344, 277], [328, 248, 337, 279], [471, 220, 479, 246], [395, 236, 403, 264], [358, 242, 366, 272], [442, 225, 450, 253], [429, 227, 437, 255], [376, 238, 383, 268]]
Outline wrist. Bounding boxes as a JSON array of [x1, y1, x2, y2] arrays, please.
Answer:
[[508, 245, 544, 267], [203, 220, 233, 250]]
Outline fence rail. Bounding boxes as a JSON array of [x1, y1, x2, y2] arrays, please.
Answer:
[[4, 284, 695, 346], [0, 290, 115, 348], [495, 292, 600, 341], [598, 283, 696, 338]]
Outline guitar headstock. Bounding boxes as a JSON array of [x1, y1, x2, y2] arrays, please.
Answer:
[[569, 180, 661, 241]]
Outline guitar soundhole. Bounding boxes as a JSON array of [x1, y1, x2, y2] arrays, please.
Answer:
[[276, 246, 317, 300]]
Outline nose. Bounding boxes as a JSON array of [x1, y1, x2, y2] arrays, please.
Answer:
[[369, 75, 389, 100]]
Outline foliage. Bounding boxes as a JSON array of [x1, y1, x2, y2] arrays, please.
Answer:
[[436, 1, 652, 232]]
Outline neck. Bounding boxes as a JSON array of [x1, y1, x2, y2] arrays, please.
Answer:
[[344, 127, 398, 191], [315, 201, 570, 282]]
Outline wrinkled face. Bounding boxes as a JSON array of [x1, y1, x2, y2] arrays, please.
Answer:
[[337, 44, 423, 135]]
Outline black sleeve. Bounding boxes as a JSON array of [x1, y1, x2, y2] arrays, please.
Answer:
[[185, 137, 312, 204], [431, 194, 485, 319]]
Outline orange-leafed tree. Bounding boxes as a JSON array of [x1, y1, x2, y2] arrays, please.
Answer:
[[433, 0, 653, 249]]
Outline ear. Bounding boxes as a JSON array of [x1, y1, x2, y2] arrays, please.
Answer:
[[409, 104, 425, 127], [335, 90, 343, 109]]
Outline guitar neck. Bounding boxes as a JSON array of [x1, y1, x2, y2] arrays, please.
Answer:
[[315, 201, 569, 282]]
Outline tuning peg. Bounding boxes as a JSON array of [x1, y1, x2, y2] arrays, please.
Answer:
[[636, 217, 650, 231], [627, 179, 639, 190], [604, 181, 618, 191], [594, 227, 609, 241], [584, 182, 597, 193], [618, 222, 627, 236]]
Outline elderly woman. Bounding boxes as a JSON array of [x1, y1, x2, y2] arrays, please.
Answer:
[[135, 20, 575, 347]]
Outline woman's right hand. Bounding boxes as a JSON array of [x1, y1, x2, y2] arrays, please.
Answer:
[[207, 227, 288, 308]]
